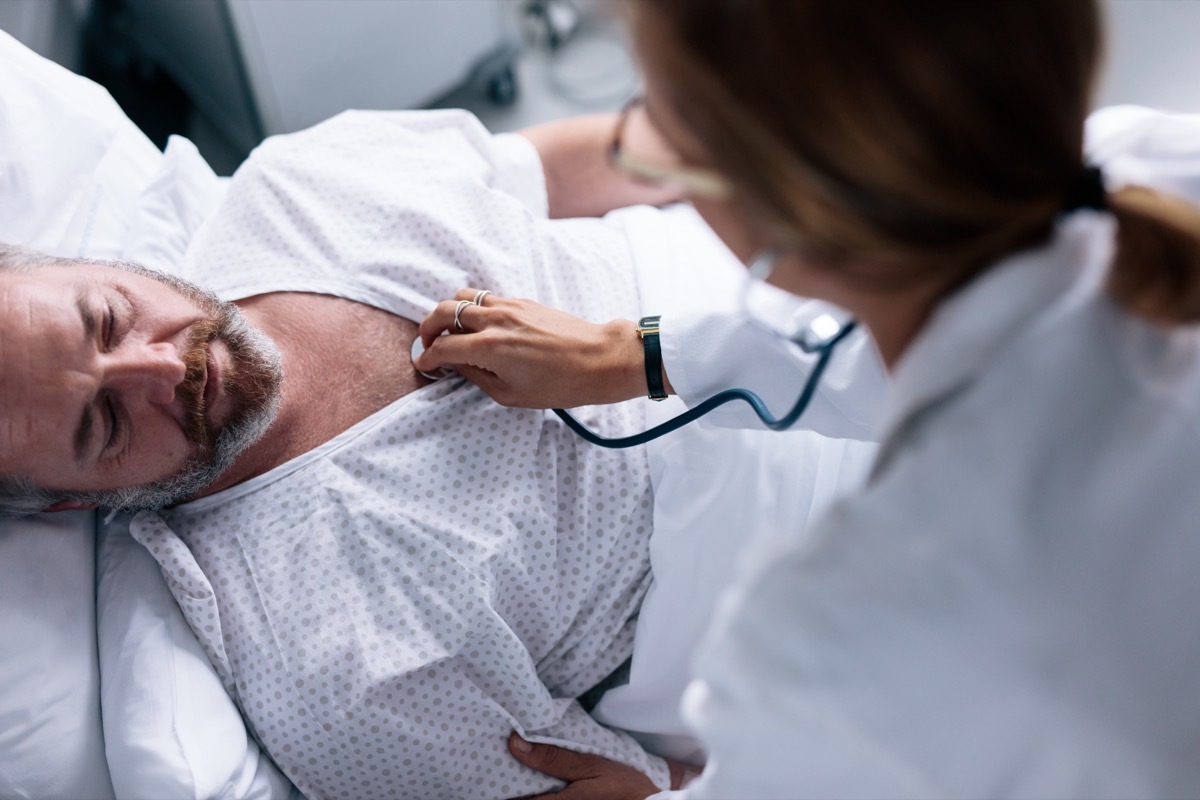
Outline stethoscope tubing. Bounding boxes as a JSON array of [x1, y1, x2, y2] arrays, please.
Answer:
[[553, 320, 858, 448]]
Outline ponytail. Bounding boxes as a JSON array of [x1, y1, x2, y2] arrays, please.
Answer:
[[1107, 186, 1200, 325]]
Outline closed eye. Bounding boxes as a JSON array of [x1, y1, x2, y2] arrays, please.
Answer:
[[105, 393, 123, 452], [104, 305, 116, 350], [105, 288, 134, 350]]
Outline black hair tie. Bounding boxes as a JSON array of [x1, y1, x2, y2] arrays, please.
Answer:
[[1061, 164, 1108, 214]]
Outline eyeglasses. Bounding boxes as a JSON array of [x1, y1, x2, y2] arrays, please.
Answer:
[[741, 249, 849, 353], [608, 94, 732, 199]]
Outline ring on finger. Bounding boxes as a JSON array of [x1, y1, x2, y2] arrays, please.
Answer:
[[454, 299, 475, 332], [472, 289, 492, 306]]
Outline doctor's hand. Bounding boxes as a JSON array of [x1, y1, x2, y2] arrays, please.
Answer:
[[507, 733, 671, 800], [416, 289, 668, 409]]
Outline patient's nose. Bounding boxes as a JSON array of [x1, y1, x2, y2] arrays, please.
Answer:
[[105, 342, 186, 405]]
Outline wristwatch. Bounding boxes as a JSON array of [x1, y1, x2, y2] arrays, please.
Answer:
[[636, 315, 668, 401]]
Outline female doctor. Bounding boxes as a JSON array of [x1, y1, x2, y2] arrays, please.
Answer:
[[417, 1, 1200, 797]]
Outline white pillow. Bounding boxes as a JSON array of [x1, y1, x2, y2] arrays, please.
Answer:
[[0, 28, 163, 800], [0, 512, 113, 800], [98, 516, 298, 800], [0, 28, 161, 259]]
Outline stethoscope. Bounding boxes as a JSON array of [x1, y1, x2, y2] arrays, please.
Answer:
[[552, 315, 857, 448], [414, 313, 858, 449]]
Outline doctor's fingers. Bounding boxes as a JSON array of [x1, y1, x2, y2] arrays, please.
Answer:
[[417, 306, 640, 406], [417, 287, 520, 345], [418, 296, 497, 345], [451, 363, 531, 408], [416, 337, 558, 408], [452, 286, 497, 306]]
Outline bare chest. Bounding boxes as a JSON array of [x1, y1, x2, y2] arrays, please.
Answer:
[[241, 292, 427, 446]]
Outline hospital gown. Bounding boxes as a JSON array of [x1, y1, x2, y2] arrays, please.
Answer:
[[128, 110, 670, 799]]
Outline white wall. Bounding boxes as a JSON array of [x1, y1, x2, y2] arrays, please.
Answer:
[[1096, 0, 1200, 112], [0, 0, 89, 71]]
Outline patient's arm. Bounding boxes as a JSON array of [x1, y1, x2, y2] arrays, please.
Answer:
[[518, 114, 684, 218]]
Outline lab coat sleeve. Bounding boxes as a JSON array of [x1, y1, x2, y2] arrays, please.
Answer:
[[1087, 106, 1200, 204], [660, 306, 888, 441]]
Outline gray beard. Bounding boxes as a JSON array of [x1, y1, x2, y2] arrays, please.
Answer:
[[77, 309, 283, 513]]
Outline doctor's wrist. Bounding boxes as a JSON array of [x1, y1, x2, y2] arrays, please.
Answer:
[[610, 318, 673, 401], [586, 319, 675, 405]]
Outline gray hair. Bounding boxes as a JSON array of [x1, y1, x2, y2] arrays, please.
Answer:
[[0, 242, 58, 273], [0, 476, 65, 520], [0, 245, 60, 517]]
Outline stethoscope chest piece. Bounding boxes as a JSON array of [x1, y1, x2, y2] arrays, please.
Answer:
[[411, 337, 450, 381]]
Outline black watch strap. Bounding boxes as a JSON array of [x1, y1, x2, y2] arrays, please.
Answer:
[[636, 315, 668, 401]]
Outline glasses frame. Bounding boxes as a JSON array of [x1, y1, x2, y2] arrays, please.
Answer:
[[608, 94, 732, 199]]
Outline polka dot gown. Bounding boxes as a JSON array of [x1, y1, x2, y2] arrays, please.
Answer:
[[128, 111, 669, 799]]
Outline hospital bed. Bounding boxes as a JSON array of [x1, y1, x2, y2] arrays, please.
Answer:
[[0, 29, 880, 799]]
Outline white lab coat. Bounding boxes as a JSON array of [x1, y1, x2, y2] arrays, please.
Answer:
[[651, 106, 1200, 799]]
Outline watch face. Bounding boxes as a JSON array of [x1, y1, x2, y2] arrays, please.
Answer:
[[637, 316, 661, 335]]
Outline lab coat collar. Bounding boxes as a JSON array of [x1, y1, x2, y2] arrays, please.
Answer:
[[873, 212, 1116, 475]]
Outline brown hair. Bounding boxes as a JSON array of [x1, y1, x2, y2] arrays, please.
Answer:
[[629, 0, 1200, 324]]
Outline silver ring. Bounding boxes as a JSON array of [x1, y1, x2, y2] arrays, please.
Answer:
[[453, 299, 474, 332], [472, 289, 492, 306]]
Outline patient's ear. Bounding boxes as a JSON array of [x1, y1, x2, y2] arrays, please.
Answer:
[[43, 500, 98, 512]]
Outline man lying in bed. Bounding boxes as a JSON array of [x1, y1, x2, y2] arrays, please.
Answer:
[[0, 109, 689, 799]]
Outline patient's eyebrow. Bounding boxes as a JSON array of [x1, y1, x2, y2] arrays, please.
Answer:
[[74, 287, 96, 468]]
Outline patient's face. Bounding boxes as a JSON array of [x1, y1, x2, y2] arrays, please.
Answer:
[[0, 257, 282, 511]]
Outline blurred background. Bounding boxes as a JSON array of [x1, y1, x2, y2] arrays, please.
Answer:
[[1, 0, 1198, 177]]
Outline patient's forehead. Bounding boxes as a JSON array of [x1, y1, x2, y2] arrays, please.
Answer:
[[0, 270, 79, 476], [0, 264, 81, 348], [0, 262, 130, 444], [0, 261, 102, 326]]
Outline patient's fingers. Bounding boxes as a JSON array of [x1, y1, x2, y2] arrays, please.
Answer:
[[507, 733, 659, 800], [509, 733, 598, 781]]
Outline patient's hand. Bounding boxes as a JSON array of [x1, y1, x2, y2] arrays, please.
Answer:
[[507, 733, 668, 799], [417, 289, 670, 408]]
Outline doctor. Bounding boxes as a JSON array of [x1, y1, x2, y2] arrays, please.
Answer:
[[419, 0, 1200, 797]]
